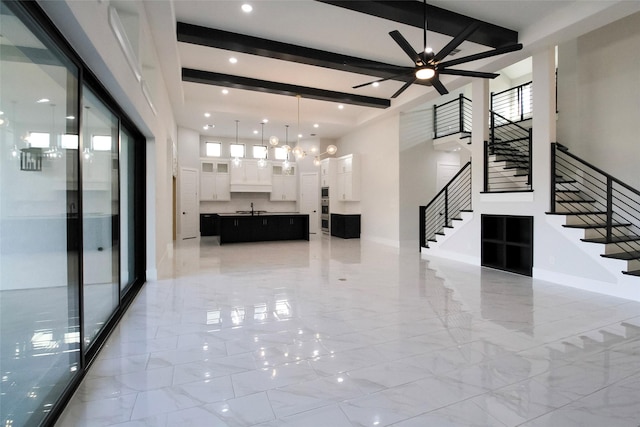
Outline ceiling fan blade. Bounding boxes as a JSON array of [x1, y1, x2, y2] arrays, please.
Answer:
[[431, 77, 449, 96], [438, 43, 523, 69], [438, 69, 500, 79], [432, 21, 481, 63], [352, 72, 411, 89], [391, 78, 416, 98], [389, 30, 422, 65]]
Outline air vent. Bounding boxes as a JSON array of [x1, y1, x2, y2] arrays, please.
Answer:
[[449, 48, 461, 56]]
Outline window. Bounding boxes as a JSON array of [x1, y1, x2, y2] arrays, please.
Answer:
[[27, 131, 50, 148], [92, 135, 112, 151], [205, 141, 221, 157], [253, 145, 267, 159], [230, 143, 245, 158], [274, 146, 288, 160]]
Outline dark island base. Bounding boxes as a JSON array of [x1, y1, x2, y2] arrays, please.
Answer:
[[217, 214, 309, 244]]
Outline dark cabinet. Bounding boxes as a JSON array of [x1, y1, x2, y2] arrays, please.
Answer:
[[219, 215, 309, 244], [200, 214, 219, 236], [481, 214, 533, 276], [331, 214, 361, 239]]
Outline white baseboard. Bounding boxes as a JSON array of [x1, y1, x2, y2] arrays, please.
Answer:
[[534, 267, 640, 302]]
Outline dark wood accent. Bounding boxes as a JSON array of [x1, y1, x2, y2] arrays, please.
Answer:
[[219, 214, 309, 244], [331, 213, 361, 239], [481, 214, 533, 276], [314, 1, 519, 48], [182, 68, 390, 109]]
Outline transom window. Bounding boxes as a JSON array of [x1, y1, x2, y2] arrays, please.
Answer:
[[253, 145, 267, 159], [230, 143, 245, 158], [205, 141, 221, 157]]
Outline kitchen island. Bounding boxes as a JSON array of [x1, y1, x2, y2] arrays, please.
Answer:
[[217, 213, 309, 244]]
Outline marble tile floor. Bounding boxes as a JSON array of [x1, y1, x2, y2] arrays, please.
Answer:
[[55, 235, 640, 426]]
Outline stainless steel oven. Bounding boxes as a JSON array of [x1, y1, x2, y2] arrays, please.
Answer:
[[321, 190, 330, 233]]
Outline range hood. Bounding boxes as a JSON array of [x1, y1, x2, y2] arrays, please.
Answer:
[[230, 183, 272, 193]]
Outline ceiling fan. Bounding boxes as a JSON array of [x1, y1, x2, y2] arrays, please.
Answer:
[[354, 0, 523, 98]]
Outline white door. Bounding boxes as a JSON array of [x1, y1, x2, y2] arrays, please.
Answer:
[[436, 162, 461, 191], [300, 173, 319, 234], [180, 167, 199, 239]]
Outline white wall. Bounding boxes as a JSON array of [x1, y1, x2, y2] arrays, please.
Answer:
[[557, 11, 640, 189], [337, 115, 400, 247]]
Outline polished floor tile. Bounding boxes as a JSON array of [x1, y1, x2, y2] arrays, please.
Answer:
[[55, 236, 640, 426]]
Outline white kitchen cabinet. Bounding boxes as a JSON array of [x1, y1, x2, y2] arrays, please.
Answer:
[[336, 154, 360, 201], [270, 163, 297, 201], [320, 158, 335, 187], [230, 159, 272, 192], [200, 159, 230, 201]]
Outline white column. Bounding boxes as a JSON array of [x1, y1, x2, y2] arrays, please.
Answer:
[[531, 47, 557, 210], [471, 78, 489, 207]]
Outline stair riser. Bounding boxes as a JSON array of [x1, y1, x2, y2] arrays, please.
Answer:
[[555, 192, 590, 202], [554, 203, 597, 213], [628, 259, 640, 271], [603, 241, 640, 255], [565, 214, 607, 226], [584, 227, 631, 239]]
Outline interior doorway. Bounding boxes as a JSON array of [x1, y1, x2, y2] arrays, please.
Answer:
[[179, 167, 198, 239], [300, 173, 319, 234]]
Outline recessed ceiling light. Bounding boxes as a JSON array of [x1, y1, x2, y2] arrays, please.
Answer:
[[203, 124, 214, 130], [66, 115, 75, 120], [298, 133, 303, 138], [221, 89, 229, 95], [338, 104, 344, 110], [313, 123, 319, 128], [372, 82, 379, 88], [37, 98, 50, 103], [204, 112, 211, 118], [229, 57, 238, 64], [263, 118, 268, 123], [241, 4, 252, 13], [253, 130, 258, 134]]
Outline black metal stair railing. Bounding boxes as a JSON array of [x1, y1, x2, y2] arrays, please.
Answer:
[[484, 110, 532, 192], [433, 94, 472, 139], [550, 143, 640, 276], [491, 81, 533, 123], [420, 162, 472, 248]]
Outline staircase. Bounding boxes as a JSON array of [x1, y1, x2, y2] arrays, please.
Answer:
[[484, 111, 532, 192], [420, 161, 471, 248], [548, 143, 640, 276]]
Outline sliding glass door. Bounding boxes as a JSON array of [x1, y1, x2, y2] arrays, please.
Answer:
[[0, 2, 146, 425], [0, 2, 81, 425]]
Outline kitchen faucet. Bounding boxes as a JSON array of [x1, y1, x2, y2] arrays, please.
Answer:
[[251, 202, 254, 216]]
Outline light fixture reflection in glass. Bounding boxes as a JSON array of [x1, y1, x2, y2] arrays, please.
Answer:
[[204, 112, 211, 118], [372, 82, 379, 87], [241, 3, 252, 13], [229, 57, 238, 64]]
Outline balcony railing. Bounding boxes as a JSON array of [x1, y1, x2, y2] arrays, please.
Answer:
[[433, 94, 472, 139], [491, 81, 532, 123]]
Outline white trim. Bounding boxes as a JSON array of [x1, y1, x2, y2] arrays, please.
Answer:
[[533, 268, 640, 302]]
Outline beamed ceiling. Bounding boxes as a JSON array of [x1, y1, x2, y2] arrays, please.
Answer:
[[153, 0, 637, 141]]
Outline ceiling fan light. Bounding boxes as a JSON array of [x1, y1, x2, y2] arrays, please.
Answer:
[[415, 67, 435, 80]]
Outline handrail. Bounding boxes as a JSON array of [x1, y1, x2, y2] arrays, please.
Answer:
[[433, 94, 472, 139], [555, 143, 640, 198], [492, 81, 532, 98], [489, 109, 529, 133], [424, 161, 471, 211], [435, 95, 472, 109]]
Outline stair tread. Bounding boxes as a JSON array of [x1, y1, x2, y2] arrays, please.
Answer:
[[563, 222, 631, 229], [581, 235, 640, 244], [622, 270, 640, 277], [547, 211, 606, 216], [556, 190, 581, 193], [601, 250, 640, 261], [556, 199, 596, 204]]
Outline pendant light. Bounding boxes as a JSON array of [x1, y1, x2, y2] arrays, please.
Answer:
[[257, 121, 267, 168], [282, 125, 291, 173], [292, 95, 305, 159], [82, 105, 94, 163], [8, 101, 20, 159], [233, 120, 242, 168]]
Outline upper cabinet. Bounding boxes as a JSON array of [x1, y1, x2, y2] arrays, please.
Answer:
[[200, 159, 230, 201], [270, 163, 297, 201], [229, 159, 272, 192], [336, 154, 360, 201], [320, 158, 334, 188]]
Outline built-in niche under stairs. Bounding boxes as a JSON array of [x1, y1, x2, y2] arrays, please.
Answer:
[[548, 143, 640, 277]]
